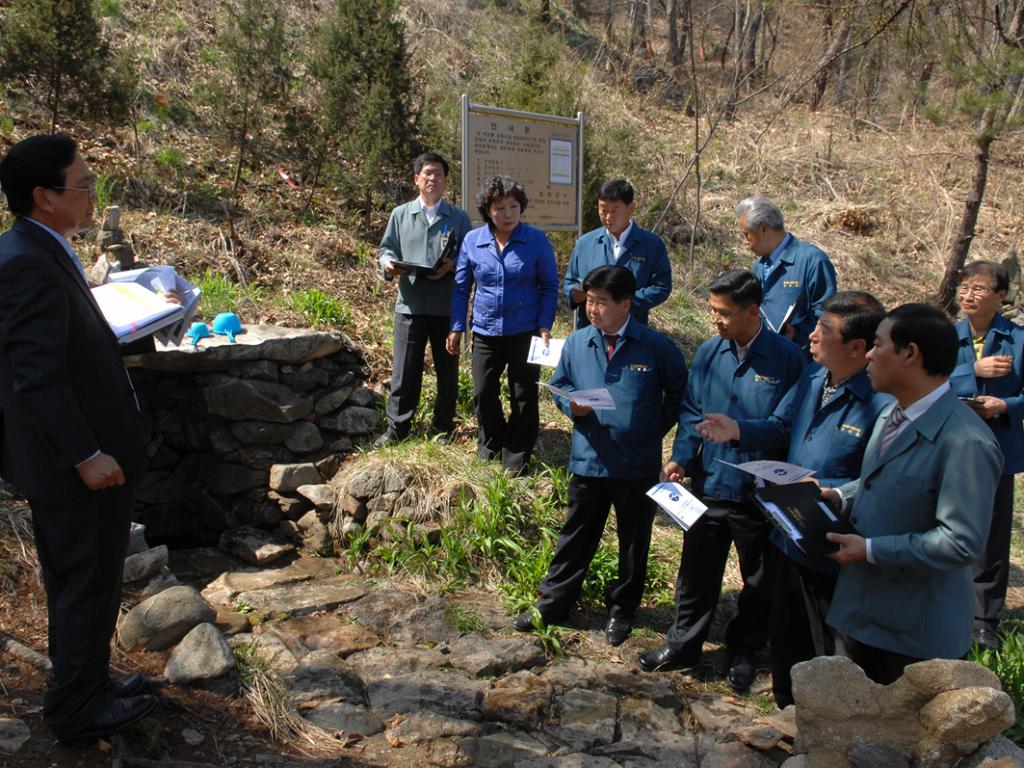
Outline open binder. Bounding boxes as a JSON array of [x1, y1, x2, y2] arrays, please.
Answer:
[[750, 482, 857, 559]]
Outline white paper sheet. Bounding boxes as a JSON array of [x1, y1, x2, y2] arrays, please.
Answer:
[[715, 459, 816, 485], [646, 482, 708, 531], [527, 336, 565, 367], [539, 382, 616, 410]]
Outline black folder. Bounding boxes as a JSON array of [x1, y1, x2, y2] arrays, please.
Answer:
[[391, 231, 461, 276], [751, 482, 857, 559]]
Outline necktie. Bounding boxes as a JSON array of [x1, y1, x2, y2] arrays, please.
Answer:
[[878, 407, 908, 455], [604, 333, 618, 361]]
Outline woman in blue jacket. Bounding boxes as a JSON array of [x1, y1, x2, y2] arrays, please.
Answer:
[[446, 176, 558, 473]]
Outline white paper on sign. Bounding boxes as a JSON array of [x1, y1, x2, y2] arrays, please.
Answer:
[[538, 382, 616, 410], [527, 336, 565, 367], [715, 459, 816, 485], [646, 482, 708, 531]]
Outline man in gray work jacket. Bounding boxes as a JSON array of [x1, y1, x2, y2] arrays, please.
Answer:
[[376, 152, 472, 447]]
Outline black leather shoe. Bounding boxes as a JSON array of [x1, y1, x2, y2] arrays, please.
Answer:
[[513, 611, 537, 632], [55, 694, 157, 743], [605, 616, 633, 647], [975, 626, 1002, 652], [111, 673, 146, 698], [372, 431, 398, 449], [728, 655, 755, 692], [637, 645, 700, 672]]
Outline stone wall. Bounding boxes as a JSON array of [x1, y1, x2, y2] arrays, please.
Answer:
[[125, 325, 381, 546]]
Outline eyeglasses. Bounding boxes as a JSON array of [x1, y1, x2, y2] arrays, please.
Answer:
[[956, 284, 994, 298], [52, 181, 96, 197], [709, 305, 747, 322]]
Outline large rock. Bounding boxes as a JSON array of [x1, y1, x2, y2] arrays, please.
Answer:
[[217, 525, 294, 566], [385, 711, 481, 746], [342, 590, 454, 645], [119, 585, 216, 651], [346, 646, 450, 680], [321, 406, 380, 435], [233, 577, 366, 617], [792, 656, 1016, 768], [164, 623, 237, 694], [205, 379, 313, 423], [266, 615, 381, 660], [231, 421, 294, 445], [958, 735, 1024, 767], [123, 544, 169, 583], [457, 731, 550, 768], [515, 757, 621, 768], [314, 385, 356, 417], [284, 649, 365, 707], [481, 671, 553, 729], [303, 702, 384, 737], [269, 462, 322, 493], [546, 687, 617, 752], [366, 670, 484, 720], [0, 719, 29, 754], [230, 631, 298, 675], [201, 565, 312, 605], [296, 484, 337, 510], [700, 741, 779, 768], [286, 422, 323, 453], [200, 459, 266, 495], [448, 635, 546, 678]]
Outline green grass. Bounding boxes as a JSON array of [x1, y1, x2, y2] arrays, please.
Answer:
[[288, 288, 348, 328], [970, 618, 1024, 742], [191, 269, 265, 319], [445, 604, 489, 633]]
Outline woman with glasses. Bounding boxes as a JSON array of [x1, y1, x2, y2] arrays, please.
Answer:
[[949, 260, 1024, 652]]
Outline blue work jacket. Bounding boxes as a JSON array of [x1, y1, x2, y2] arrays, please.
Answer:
[[951, 314, 1024, 475], [563, 223, 672, 329], [752, 236, 836, 348], [451, 222, 558, 337], [737, 365, 893, 572], [671, 328, 806, 502], [548, 320, 688, 478]]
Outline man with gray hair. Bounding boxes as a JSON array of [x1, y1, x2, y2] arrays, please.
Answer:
[[736, 196, 836, 348]]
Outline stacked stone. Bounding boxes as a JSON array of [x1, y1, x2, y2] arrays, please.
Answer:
[[125, 325, 381, 546], [95, 205, 134, 270]]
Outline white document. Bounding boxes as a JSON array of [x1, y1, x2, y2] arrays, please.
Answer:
[[646, 482, 708, 531], [715, 459, 816, 485], [527, 336, 565, 367], [539, 382, 616, 410], [762, 303, 796, 334], [757, 500, 805, 543], [91, 282, 184, 343], [107, 266, 201, 345]]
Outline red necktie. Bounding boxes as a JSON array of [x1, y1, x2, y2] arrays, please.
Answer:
[[604, 333, 618, 360]]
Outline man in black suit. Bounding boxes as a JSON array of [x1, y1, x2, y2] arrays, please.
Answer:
[[0, 135, 156, 742]]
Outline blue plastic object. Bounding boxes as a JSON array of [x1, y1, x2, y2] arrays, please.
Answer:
[[187, 322, 211, 347], [211, 312, 243, 343]]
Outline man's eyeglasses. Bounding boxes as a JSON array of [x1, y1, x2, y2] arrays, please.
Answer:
[[709, 305, 747, 322], [52, 181, 96, 196], [956, 284, 994, 298]]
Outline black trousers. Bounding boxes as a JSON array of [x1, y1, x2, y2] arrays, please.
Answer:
[[535, 475, 658, 621], [386, 312, 458, 438], [974, 472, 1014, 630], [666, 498, 773, 658], [835, 632, 924, 686], [768, 546, 838, 708], [30, 484, 134, 736], [471, 331, 539, 472]]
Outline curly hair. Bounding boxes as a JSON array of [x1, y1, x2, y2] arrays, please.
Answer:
[[476, 175, 529, 225]]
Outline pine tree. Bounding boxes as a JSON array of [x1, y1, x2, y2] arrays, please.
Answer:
[[311, 0, 418, 222], [0, 0, 110, 131]]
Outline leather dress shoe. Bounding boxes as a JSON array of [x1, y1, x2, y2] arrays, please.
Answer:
[[605, 616, 633, 647], [372, 431, 399, 449], [55, 694, 157, 743], [727, 655, 755, 692], [513, 611, 537, 632], [637, 645, 700, 672], [111, 673, 146, 698], [974, 626, 1002, 652]]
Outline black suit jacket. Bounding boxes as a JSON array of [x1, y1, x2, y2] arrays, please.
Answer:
[[0, 217, 144, 503]]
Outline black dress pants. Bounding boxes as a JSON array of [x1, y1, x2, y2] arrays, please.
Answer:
[[471, 331, 539, 472], [29, 483, 134, 736], [768, 546, 838, 708], [835, 632, 925, 686], [535, 475, 658, 621], [386, 312, 458, 438], [974, 472, 1014, 631], [666, 498, 773, 658]]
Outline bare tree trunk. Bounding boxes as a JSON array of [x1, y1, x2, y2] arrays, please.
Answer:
[[667, 0, 681, 64], [629, 0, 646, 53], [834, 25, 853, 105], [745, 4, 762, 83], [572, 0, 586, 19], [539, 0, 551, 23], [645, 0, 655, 58], [810, 12, 851, 111], [936, 109, 995, 313], [687, 0, 701, 266], [604, 0, 615, 44]]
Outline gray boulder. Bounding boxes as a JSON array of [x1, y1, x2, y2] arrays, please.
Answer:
[[123, 544, 169, 583], [217, 525, 294, 566], [119, 585, 216, 651], [269, 462, 322, 493], [204, 379, 314, 423], [164, 623, 237, 694]]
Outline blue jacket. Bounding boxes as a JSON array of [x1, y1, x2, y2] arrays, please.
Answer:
[[378, 198, 473, 316], [671, 328, 806, 502], [563, 223, 672, 329], [737, 365, 893, 572], [548, 320, 688, 479], [752, 236, 836, 348], [828, 390, 1002, 660], [950, 314, 1024, 475], [451, 222, 558, 337]]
